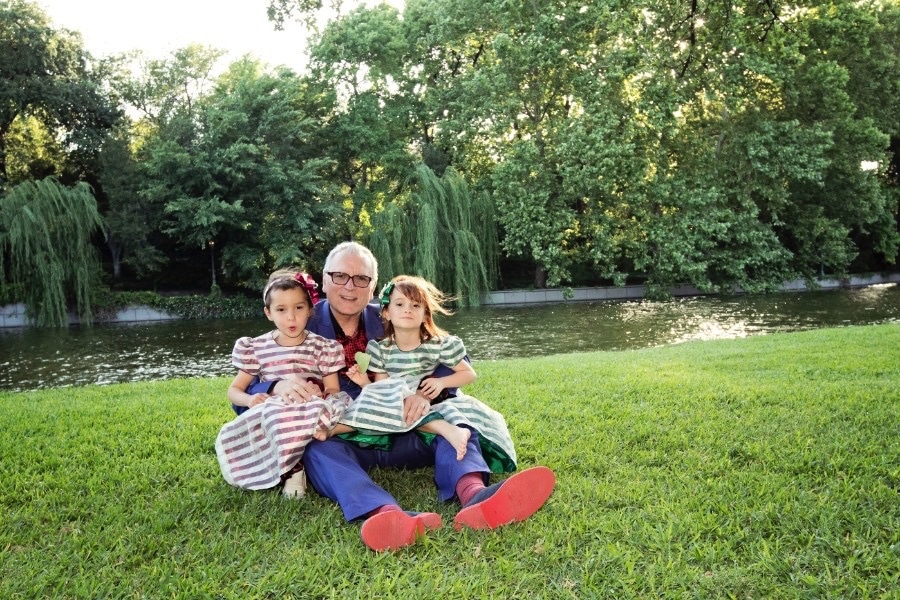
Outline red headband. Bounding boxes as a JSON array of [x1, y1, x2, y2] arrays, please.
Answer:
[[263, 272, 319, 305], [293, 272, 320, 305]]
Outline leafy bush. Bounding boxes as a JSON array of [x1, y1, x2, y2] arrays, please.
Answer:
[[91, 289, 261, 321], [157, 293, 261, 320], [0, 283, 24, 305]]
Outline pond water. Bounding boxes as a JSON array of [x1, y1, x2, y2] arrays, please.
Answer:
[[1, 285, 898, 392]]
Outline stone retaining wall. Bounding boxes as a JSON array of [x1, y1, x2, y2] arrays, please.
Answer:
[[2, 273, 898, 327], [480, 274, 900, 306], [0, 304, 177, 328]]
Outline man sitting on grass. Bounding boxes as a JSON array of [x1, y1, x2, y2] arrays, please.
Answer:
[[245, 241, 556, 551]]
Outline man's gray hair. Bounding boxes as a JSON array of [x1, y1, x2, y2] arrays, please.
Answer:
[[323, 241, 379, 284]]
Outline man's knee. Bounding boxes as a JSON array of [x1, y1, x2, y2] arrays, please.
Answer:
[[305, 437, 345, 461]]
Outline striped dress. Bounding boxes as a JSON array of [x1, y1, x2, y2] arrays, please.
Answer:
[[215, 331, 351, 490], [339, 336, 518, 472]]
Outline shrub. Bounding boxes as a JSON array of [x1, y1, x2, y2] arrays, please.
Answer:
[[91, 289, 261, 321]]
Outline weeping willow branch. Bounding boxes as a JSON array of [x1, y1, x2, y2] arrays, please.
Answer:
[[452, 230, 490, 307], [368, 202, 409, 279], [414, 201, 439, 283], [0, 177, 105, 327], [365, 165, 497, 307]]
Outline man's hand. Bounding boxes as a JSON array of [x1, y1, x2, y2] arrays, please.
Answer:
[[272, 377, 322, 403], [403, 392, 431, 425]]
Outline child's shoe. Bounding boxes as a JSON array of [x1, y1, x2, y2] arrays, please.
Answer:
[[282, 468, 307, 498]]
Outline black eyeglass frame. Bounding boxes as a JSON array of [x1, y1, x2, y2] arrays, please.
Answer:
[[326, 271, 373, 288]]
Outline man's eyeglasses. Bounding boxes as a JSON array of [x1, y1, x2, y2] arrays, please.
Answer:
[[326, 271, 373, 288]]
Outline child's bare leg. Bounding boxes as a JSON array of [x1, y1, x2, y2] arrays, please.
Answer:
[[418, 420, 470, 460]]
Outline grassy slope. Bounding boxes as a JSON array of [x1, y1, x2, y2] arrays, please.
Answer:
[[1, 324, 897, 599]]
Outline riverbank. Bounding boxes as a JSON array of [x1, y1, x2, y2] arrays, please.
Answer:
[[481, 272, 900, 306], [1, 273, 898, 328], [5, 287, 898, 392], [2, 324, 897, 597]]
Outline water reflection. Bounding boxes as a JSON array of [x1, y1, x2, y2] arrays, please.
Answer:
[[441, 285, 899, 359], [1, 285, 897, 391]]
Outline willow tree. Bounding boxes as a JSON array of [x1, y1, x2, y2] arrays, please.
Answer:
[[368, 201, 408, 283], [0, 177, 104, 327], [366, 165, 497, 307]]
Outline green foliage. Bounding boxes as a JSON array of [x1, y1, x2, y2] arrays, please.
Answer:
[[1, 324, 897, 596], [130, 55, 341, 292], [492, 141, 578, 287], [0, 0, 120, 184], [90, 289, 161, 314], [0, 281, 23, 305], [4, 0, 898, 296], [95, 126, 167, 279], [118, 44, 225, 128], [311, 3, 407, 78], [366, 165, 496, 306], [154, 293, 260, 320], [0, 177, 104, 327], [368, 201, 407, 281], [90, 289, 260, 321], [296, 0, 899, 292], [3, 114, 66, 185]]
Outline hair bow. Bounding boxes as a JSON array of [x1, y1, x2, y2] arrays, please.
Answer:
[[379, 281, 395, 306], [294, 272, 320, 305]]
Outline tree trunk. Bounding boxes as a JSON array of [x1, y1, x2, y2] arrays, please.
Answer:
[[209, 243, 217, 289], [108, 240, 122, 279], [534, 265, 547, 289]]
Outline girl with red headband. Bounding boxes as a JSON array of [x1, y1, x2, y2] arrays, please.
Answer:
[[216, 268, 351, 498]]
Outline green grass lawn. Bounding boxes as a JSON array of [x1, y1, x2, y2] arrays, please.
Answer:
[[1, 324, 898, 599]]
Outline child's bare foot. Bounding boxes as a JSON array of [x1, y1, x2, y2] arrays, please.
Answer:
[[313, 407, 335, 441], [446, 426, 471, 460]]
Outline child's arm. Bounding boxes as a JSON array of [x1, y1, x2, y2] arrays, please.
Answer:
[[418, 360, 477, 400], [321, 372, 341, 396], [228, 370, 269, 408]]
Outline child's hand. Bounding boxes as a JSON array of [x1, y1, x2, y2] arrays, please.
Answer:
[[345, 364, 369, 387], [417, 377, 445, 400], [276, 378, 322, 403], [248, 393, 269, 407], [273, 377, 320, 403]]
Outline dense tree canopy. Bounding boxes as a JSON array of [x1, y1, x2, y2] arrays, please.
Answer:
[[2, 0, 898, 324], [286, 0, 898, 292], [0, 0, 120, 186]]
